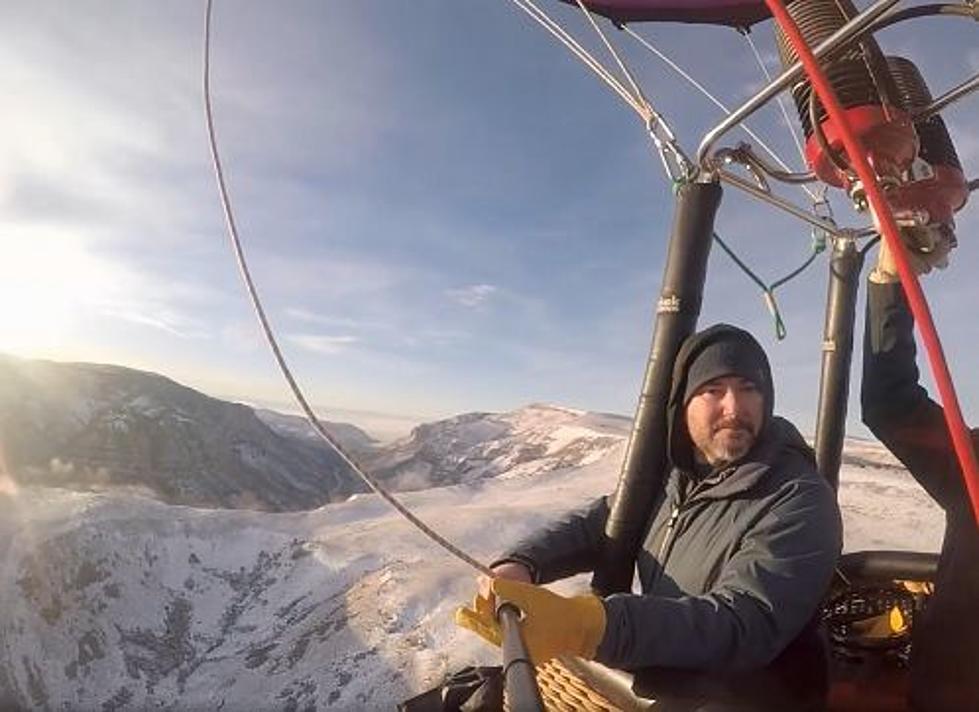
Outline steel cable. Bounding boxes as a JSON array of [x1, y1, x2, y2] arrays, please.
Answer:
[[202, 0, 492, 577]]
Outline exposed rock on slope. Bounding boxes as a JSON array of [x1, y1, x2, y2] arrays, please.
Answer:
[[0, 355, 369, 511], [366, 403, 630, 490]]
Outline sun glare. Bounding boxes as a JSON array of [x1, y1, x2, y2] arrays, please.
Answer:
[[0, 234, 117, 355]]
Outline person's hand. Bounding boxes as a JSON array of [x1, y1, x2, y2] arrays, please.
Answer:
[[455, 579, 607, 664], [478, 561, 533, 601], [453, 561, 534, 649], [869, 225, 954, 284]]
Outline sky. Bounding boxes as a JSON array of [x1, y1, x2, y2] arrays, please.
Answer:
[[1, 1, 977, 436]]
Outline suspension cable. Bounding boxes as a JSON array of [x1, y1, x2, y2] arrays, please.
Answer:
[[624, 25, 816, 199], [570, 2, 695, 180], [507, 0, 693, 181], [506, 0, 650, 119], [573, 0, 649, 112], [202, 0, 492, 577], [740, 28, 810, 169], [763, 0, 979, 526]]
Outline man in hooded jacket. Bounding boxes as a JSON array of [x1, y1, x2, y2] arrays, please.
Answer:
[[457, 324, 842, 702], [862, 243, 979, 712]]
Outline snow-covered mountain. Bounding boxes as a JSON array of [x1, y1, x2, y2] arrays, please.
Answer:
[[0, 356, 633, 511], [0, 356, 949, 709], [0, 355, 371, 511], [365, 404, 630, 491], [0, 356, 637, 513], [0, 459, 622, 712], [254, 409, 377, 455], [0, 420, 946, 710]]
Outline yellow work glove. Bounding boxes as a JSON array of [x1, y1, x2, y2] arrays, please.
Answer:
[[455, 589, 503, 647], [455, 579, 607, 664], [869, 226, 954, 284]]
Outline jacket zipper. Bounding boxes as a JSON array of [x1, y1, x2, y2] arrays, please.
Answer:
[[655, 471, 721, 565], [657, 504, 681, 563], [653, 467, 734, 585]]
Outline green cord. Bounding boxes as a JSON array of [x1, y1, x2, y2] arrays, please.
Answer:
[[671, 175, 825, 340], [713, 231, 826, 341], [770, 248, 819, 291]]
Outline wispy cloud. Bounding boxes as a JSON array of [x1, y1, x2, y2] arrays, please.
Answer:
[[99, 306, 205, 339], [219, 321, 264, 354], [257, 254, 408, 302], [415, 327, 472, 346], [287, 334, 359, 355], [445, 284, 497, 308], [283, 307, 342, 325], [283, 307, 390, 332]]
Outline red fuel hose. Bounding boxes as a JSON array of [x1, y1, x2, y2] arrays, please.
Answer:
[[764, 0, 979, 527]]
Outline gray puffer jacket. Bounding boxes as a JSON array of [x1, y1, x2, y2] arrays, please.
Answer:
[[498, 324, 841, 673], [500, 417, 841, 672]]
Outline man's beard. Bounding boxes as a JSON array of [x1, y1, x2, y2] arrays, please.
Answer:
[[704, 417, 757, 466]]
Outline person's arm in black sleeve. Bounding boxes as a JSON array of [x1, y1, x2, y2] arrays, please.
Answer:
[[595, 477, 841, 671], [493, 495, 610, 583], [862, 281, 969, 511]]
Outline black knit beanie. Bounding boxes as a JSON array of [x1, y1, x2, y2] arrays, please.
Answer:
[[683, 331, 773, 410]]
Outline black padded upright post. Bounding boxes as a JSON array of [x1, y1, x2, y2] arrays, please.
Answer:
[[593, 180, 721, 596], [814, 236, 864, 490]]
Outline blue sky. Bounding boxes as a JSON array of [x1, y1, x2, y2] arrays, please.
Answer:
[[1, 1, 977, 435]]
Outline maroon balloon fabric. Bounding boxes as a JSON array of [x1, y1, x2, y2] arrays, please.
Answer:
[[557, 0, 774, 27]]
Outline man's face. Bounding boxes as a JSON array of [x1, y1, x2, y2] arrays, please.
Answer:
[[684, 375, 765, 467]]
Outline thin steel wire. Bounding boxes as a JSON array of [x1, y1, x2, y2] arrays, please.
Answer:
[[626, 26, 819, 200], [570, 1, 694, 179], [740, 29, 809, 168], [831, 0, 895, 122], [573, 0, 649, 111], [696, 0, 902, 168], [507, 0, 695, 181], [507, 0, 650, 119], [202, 0, 492, 577]]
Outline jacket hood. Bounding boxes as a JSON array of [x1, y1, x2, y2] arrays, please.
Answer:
[[667, 324, 775, 472]]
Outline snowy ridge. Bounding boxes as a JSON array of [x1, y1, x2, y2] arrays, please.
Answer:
[[0, 359, 946, 709], [254, 409, 377, 455], [0, 455, 620, 711], [0, 356, 369, 511], [0, 432, 946, 710], [1, 356, 631, 511], [366, 403, 630, 490]]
